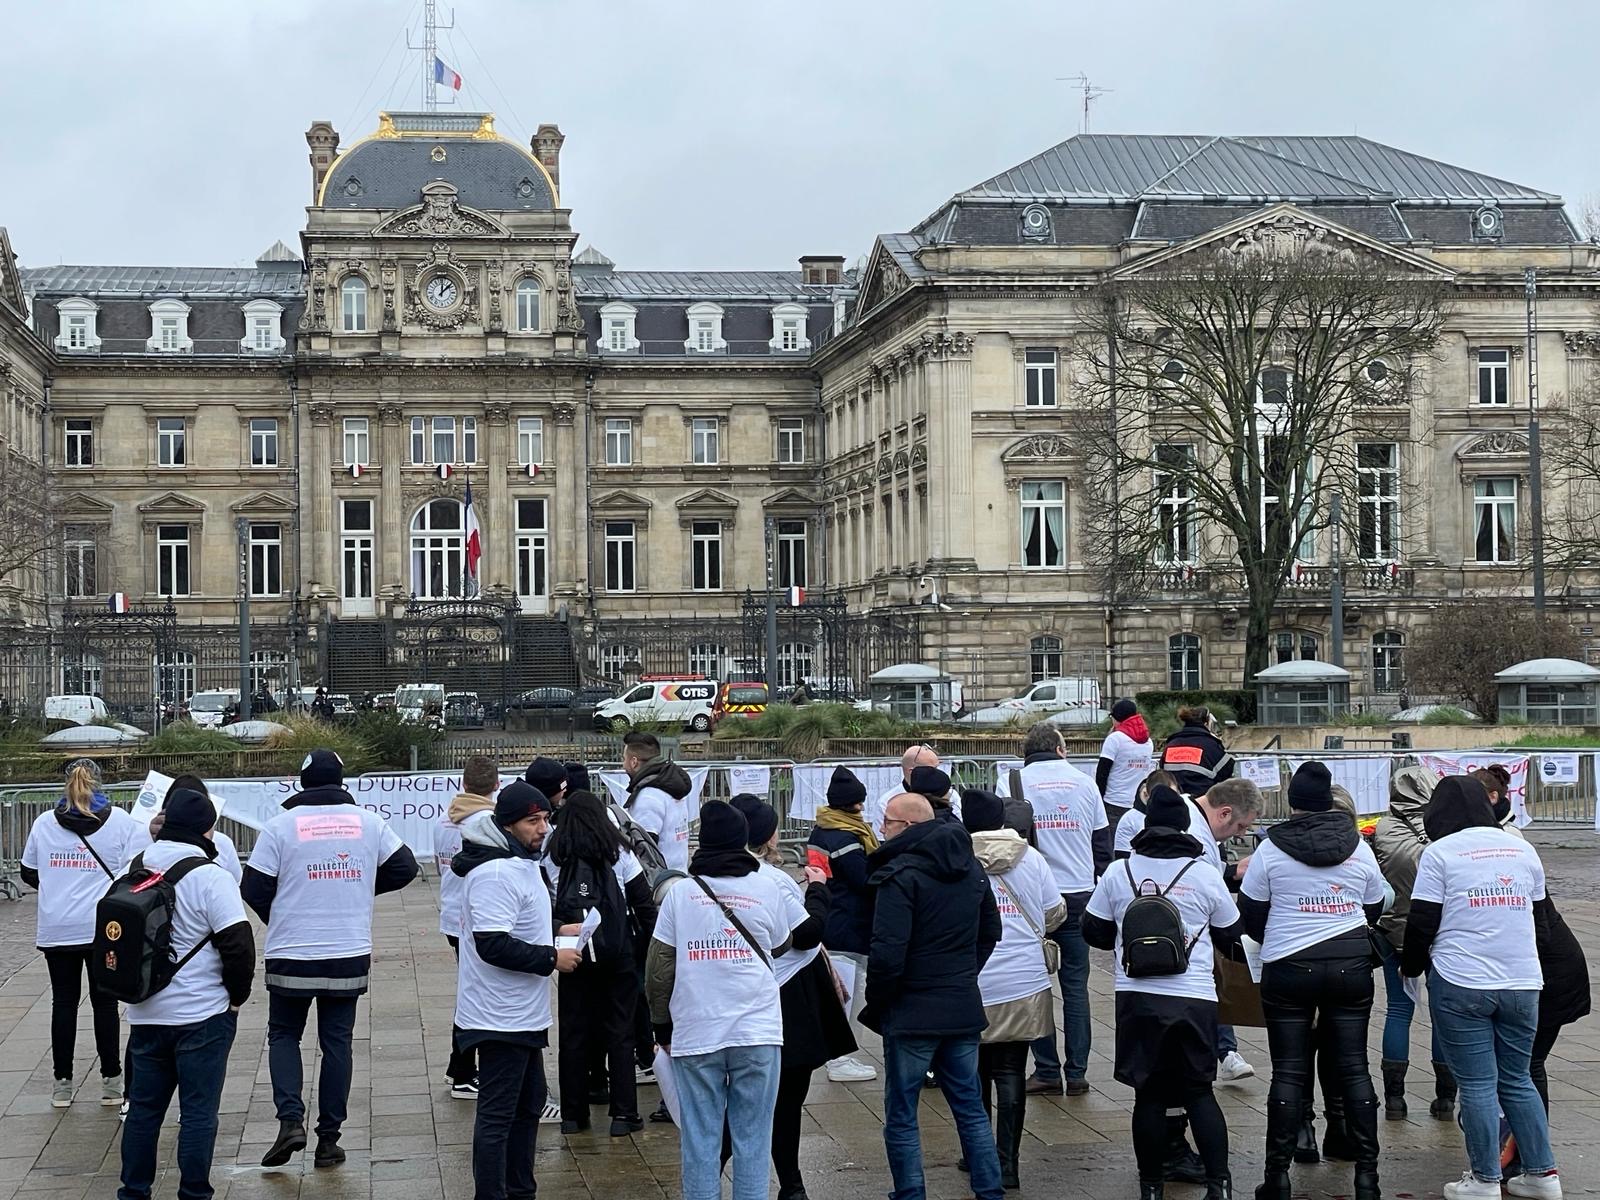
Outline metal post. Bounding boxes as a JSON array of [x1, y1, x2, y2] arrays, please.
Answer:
[[1525, 267, 1547, 613], [764, 517, 779, 695], [1329, 493, 1345, 668], [236, 518, 252, 722]]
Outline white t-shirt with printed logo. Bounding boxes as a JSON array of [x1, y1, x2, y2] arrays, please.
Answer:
[[456, 856, 554, 1034], [1116, 801, 1223, 872], [1240, 836, 1384, 963], [249, 802, 406, 960], [436, 811, 466, 938], [22, 807, 140, 948], [1087, 852, 1238, 1001], [652, 868, 807, 1057], [1412, 826, 1545, 991], [1019, 758, 1107, 894], [1114, 805, 1147, 857], [125, 822, 242, 885], [629, 786, 690, 875], [126, 841, 249, 1027], [1099, 729, 1154, 809], [979, 844, 1059, 1006], [757, 861, 819, 988]]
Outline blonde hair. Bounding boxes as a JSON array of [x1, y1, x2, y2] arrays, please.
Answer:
[[64, 761, 101, 816]]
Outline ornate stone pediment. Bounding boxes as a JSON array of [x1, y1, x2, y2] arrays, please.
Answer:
[[1001, 434, 1073, 462], [676, 488, 739, 527], [1460, 431, 1530, 457], [591, 490, 653, 528], [137, 491, 207, 517], [229, 491, 296, 515], [373, 181, 509, 239]]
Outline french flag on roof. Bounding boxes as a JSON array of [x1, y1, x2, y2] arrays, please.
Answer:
[[433, 56, 462, 92], [108, 593, 130, 613]]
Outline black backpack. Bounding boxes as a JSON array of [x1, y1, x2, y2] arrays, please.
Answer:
[[1120, 859, 1204, 978], [556, 857, 632, 964], [90, 853, 219, 1004], [610, 801, 686, 904]]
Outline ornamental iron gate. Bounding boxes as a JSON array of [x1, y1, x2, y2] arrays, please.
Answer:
[[60, 601, 179, 728], [739, 590, 921, 697]]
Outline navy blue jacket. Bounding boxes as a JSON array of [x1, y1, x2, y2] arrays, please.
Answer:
[[807, 823, 875, 957]]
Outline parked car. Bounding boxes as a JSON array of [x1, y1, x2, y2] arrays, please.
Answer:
[[329, 693, 357, 718], [445, 692, 485, 729], [712, 681, 769, 729], [395, 683, 446, 727], [44, 694, 111, 727], [512, 686, 577, 710], [993, 676, 1102, 716], [186, 689, 240, 730], [593, 677, 717, 733]]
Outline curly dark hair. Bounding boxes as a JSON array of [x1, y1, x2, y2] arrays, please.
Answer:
[[548, 790, 623, 868]]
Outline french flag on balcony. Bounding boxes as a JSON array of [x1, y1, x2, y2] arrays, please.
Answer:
[[787, 586, 805, 606], [108, 593, 130, 613], [348, 463, 366, 479], [433, 56, 463, 92], [464, 479, 483, 587], [525, 462, 540, 478], [436, 463, 453, 481]]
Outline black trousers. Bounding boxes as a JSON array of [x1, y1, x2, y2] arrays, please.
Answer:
[[977, 1041, 1029, 1111], [1528, 1014, 1563, 1111], [557, 964, 638, 1121], [445, 936, 478, 1085], [721, 1063, 813, 1196], [43, 946, 120, 1082], [267, 992, 358, 1138], [1093, 801, 1125, 878], [474, 1041, 547, 1200], [1261, 951, 1380, 1172]]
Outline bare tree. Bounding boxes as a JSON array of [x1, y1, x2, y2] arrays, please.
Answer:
[[1538, 373, 1600, 582], [0, 445, 60, 618], [1072, 225, 1449, 684], [1408, 599, 1580, 719]]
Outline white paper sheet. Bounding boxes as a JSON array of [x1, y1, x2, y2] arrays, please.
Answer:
[[654, 1048, 682, 1125], [1538, 753, 1580, 786], [1237, 757, 1282, 791], [1241, 935, 1264, 984], [728, 764, 772, 797]]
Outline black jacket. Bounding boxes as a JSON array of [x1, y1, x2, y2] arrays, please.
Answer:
[[626, 758, 693, 807], [861, 820, 1002, 1038], [1159, 722, 1235, 798], [807, 823, 875, 956], [1240, 811, 1382, 950]]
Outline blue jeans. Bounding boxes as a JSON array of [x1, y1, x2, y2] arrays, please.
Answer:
[[1380, 949, 1443, 1064], [1031, 892, 1090, 1083], [884, 1034, 1003, 1200], [1429, 973, 1555, 1180], [118, 1010, 237, 1200], [1216, 1025, 1237, 1057], [674, 1044, 781, 1200]]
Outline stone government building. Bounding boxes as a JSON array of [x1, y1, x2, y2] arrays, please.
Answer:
[[1, 116, 1597, 715]]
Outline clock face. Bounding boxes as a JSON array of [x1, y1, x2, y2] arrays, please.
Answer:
[[425, 275, 459, 309]]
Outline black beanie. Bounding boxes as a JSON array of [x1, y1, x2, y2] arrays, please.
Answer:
[[908, 764, 952, 800], [1145, 785, 1191, 831], [524, 757, 568, 796], [1110, 698, 1138, 722], [1288, 761, 1334, 812], [730, 794, 779, 848], [960, 788, 1005, 834], [565, 761, 591, 795], [158, 788, 217, 838], [299, 749, 344, 789], [826, 766, 867, 809], [495, 780, 552, 825], [698, 800, 748, 852]]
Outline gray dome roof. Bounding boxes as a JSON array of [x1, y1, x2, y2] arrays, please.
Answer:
[[319, 113, 556, 212], [1493, 657, 1600, 683]]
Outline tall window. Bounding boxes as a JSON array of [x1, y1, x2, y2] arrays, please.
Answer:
[[776, 520, 807, 589], [410, 499, 465, 599], [515, 278, 540, 332], [64, 315, 89, 350], [517, 418, 544, 467], [1169, 633, 1203, 690], [155, 316, 182, 352], [249, 523, 282, 597], [691, 521, 723, 591], [63, 537, 97, 598], [157, 525, 190, 597], [157, 418, 186, 467], [158, 651, 196, 705], [597, 643, 638, 682], [340, 500, 374, 606], [64, 419, 93, 467], [411, 416, 426, 464], [605, 418, 633, 466], [1476, 348, 1509, 406], [691, 418, 720, 465], [1020, 480, 1066, 568], [1155, 444, 1196, 564], [248, 651, 290, 697], [432, 416, 456, 465], [777, 418, 805, 465], [1029, 634, 1063, 682], [343, 417, 369, 467], [777, 643, 814, 689], [778, 318, 802, 351], [1025, 349, 1058, 407], [250, 418, 279, 468], [604, 521, 636, 592], [463, 416, 477, 464], [1473, 477, 1517, 562], [605, 317, 630, 351], [515, 499, 548, 607], [64, 653, 102, 695], [688, 643, 726, 677], [1357, 442, 1399, 561], [1274, 631, 1320, 664], [250, 314, 277, 351], [341, 277, 368, 332], [1372, 630, 1405, 693]]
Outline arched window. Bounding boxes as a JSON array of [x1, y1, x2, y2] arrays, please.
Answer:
[[340, 276, 368, 333], [597, 643, 640, 684], [1372, 630, 1405, 693], [1029, 635, 1063, 682], [158, 651, 196, 705], [1169, 633, 1202, 691], [687, 643, 727, 678], [410, 499, 465, 599], [515, 278, 540, 332], [63, 653, 102, 696], [1274, 630, 1320, 664], [777, 643, 813, 689]]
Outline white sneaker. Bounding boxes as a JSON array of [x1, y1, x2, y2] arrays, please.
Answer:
[[1216, 1051, 1254, 1082], [1445, 1172, 1506, 1200], [450, 1079, 479, 1101], [51, 1079, 73, 1109], [826, 1056, 878, 1083], [635, 1065, 657, 1085], [1507, 1172, 1563, 1200], [539, 1100, 561, 1124]]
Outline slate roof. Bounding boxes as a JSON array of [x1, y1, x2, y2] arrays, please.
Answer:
[[317, 114, 555, 212], [21, 264, 304, 299], [574, 271, 835, 301]]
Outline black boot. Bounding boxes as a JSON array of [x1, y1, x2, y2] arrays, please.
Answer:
[[1162, 1114, 1206, 1185], [1262, 1098, 1301, 1188], [1355, 1165, 1381, 1200], [1380, 1060, 1408, 1121], [1140, 1182, 1164, 1200], [1205, 1176, 1233, 1200], [1254, 1174, 1290, 1200], [1293, 1100, 1319, 1164], [1321, 1093, 1359, 1162], [1430, 1061, 1456, 1121], [994, 1075, 1025, 1190], [261, 1119, 307, 1168], [314, 1135, 346, 1168]]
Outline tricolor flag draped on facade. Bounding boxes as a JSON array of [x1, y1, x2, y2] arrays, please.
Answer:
[[787, 586, 805, 607], [108, 593, 130, 613], [464, 479, 482, 591]]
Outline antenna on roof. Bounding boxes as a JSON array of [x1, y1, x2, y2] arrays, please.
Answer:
[[407, 0, 456, 111], [1057, 74, 1111, 133]]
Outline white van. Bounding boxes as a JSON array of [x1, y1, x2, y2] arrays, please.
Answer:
[[395, 683, 446, 727], [187, 690, 240, 729], [996, 676, 1102, 716], [593, 678, 718, 733], [44, 694, 110, 727]]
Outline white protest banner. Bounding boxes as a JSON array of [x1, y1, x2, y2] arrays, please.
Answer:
[[1537, 753, 1580, 786], [597, 769, 710, 811], [1237, 757, 1283, 792], [790, 764, 902, 822], [1289, 756, 1391, 815], [1417, 753, 1531, 826], [728, 764, 772, 797]]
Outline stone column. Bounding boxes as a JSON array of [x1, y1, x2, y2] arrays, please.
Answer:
[[554, 402, 579, 596], [378, 401, 405, 600], [484, 403, 511, 591], [926, 332, 976, 569], [306, 402, 335, 596]]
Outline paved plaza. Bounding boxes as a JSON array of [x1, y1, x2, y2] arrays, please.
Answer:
[[0, 835, 1596, 1200]]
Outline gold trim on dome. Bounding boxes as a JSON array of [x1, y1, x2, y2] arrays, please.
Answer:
[[374, 113, 400, 139], [471, 115, 497, 140]]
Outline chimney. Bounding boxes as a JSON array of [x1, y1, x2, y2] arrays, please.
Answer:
[[533, 124, 565, 190], [305, 121, 340, 202], [800, 255, 847, 286]]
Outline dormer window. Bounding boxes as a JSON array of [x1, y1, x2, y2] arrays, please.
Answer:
[[768, 303, 811, 353], [341, 276, 368, 333], [55, 297, 100, 352], [241, 299, 285, 353], [599, 301, 638, 353], [684, 302, 725, 354], [515, 278, 541, 332], [147, 299, 192, 353]]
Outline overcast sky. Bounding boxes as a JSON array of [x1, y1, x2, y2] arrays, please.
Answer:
[[4, 0, 1597, 273]]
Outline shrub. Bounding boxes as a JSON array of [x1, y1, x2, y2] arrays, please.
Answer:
[[1420, 705, 1478, 726], [265, 713, 380, 774], [712, 702, 921, 759], [345, 710, 444, 770], [143, 722, 240, 755], [1133, 689, 1257, 725]]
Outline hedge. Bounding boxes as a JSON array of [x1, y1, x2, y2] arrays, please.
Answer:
[[1132, 689, 1257, 725]]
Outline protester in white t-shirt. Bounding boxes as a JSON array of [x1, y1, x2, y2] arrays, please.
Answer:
[[118, 788, 255, 1200], [1083, 786, 1245, 1194], [242, 749, 420, 1170], [865, 744, 942, 837], [453, 782, 581, 1200], [962, 789, 1065, 1190], [1112, 769, 1181, 860], [1096, 699, 1154, 866], [436, 754, 500, 1100], [647, 801, 808, 1200], [621, 731, 693, 873], [1402, 776, 1562, 1200], [124, 774, 243, 884], [1238, 762, 1385, 1200], [20, 758, 140, 1109]]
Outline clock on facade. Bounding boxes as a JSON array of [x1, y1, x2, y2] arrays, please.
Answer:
[[424, 274, 459, 309]]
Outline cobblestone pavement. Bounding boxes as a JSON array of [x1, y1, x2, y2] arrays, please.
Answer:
[[0, 836, 1595, 1199]]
